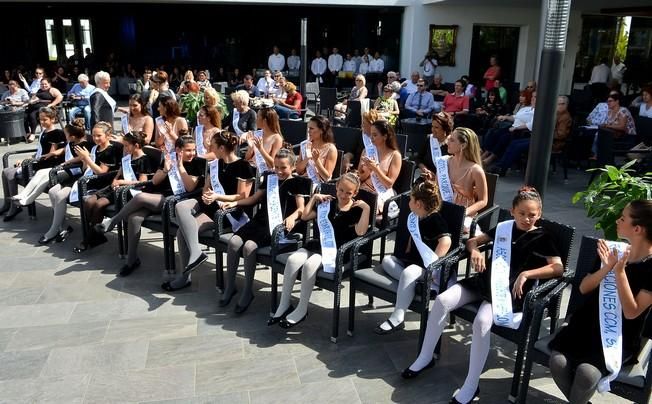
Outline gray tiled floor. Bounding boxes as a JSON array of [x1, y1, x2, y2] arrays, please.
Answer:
[[0, 137, 634, 403]]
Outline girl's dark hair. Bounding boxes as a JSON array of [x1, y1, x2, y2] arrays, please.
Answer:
[[65, 118, 86, 139], [512, 185, 542, 209], [258, 107, 282, 135], [40, 77, 51, 85], [411, 180, 442, 213], [123, 131, 147, 148], [175, 135, 195, 149], [487, 89, 501, 103], [309, 115, 335, 144], [200, 105, 222, 129], [275, 148, 297, 166], [627, 200, 652, 242], [159, 96, 180, 118], [129, 94, 150, 116], [371, 120, 398, 151], [211, 130, 239, 153], [432, 111, 453, 136]]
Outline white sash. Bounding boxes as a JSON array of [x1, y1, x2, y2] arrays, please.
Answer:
[[317, 201, 337, 273], [407, 212, 444, 289], [490, 220, 523, 329], [209, 159, 250, 232], [435, 157, 454, 203], [168, 152, 186, 196], [300, 140, 320, 184], [367, 149, 393, 206], [92, 88, 116, 112], [429, 135, 442, 163], [597, 241, 628, 393], [69, 145, 97, 203], [195, 125, 206, 155], [122, 154, 141, 197], [121, 115, 129, 135], [362, 132, 375, 156], [252, 130, 269, 173], [156, 116, 175, 153], [266, 174, 284, 237], [64, 143, 82, 176], [232, 108, 243, 135]]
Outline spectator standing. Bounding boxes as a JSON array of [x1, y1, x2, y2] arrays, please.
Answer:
[[90, 71, 116, 128], [611, 56, 627, 85], [327, 47, 343, 87], [310, 51, 327, 84], [287, 49, 300, 72], [342, 54, 356, 76], [268, 46, 286, 73], [420, 53, 437, 85], [482, 55, 501, 91]]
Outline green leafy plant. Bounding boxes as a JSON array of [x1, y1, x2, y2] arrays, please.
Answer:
[[572, 160, 652, 240], [179, 92, 203, 127]]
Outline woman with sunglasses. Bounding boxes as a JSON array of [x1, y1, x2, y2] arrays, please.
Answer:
[[373, 84, 400, 127]]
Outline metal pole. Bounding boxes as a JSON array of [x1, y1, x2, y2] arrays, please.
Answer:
[[300, 18, 308, 96], [525, 0, 572, 200]]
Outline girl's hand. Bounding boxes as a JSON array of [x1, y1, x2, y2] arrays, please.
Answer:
[[163, 153, 173, 173], [202, 190, 217, 205], [74, 145, 90, 160], [613, 249, 630, 274], [310, 146, 320, 161], [176, 152, 184, 169], [111, 179, 120, 189], [250, 136, 261, 150], [313, 194, 333, 204], [221, 201, 237, 210], [361, 156, 379, 172], [14, 159, 23, 167], [597, 239, 619, 270], [470, 249, 486, 272], [352, 200, 369, 210], [512, 272, 528, 300], [41, 153, 53, 160], [284, 216, 296, 231]]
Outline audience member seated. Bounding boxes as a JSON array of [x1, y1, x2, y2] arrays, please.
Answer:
[[177, 70, 195, 96], [144, 70, 176, 120], [296, 115, 338, 183], [135, 69, 152, 96], [416, 111, 453, 181], [402, 72, 421, 95], [269, 72, 287, 101], [256, 70, 274, 97], [18, 67, 44, 96], [373, 85, 400, 127], [24, 77, 63, 143], [493, 79, 507, 104], [195, 105, 222, 161], [225, 90, 257, 135], [474, 89, 506, 134], [67, 74, 95, 128], [428, 74, 448, 103], [273, 81, 302, 119], [638, 86, 652, 118], [461, 75, 477, 100], [196, 70, 212, 91], [154, 96, 188, 152], [335, 74, 368, 119], [243, 108, 283, 171], [404, 79, 438, 119], [51, 66, 70, 94], [442, 80, 470, 125], [1, 79, 29, 108], [117, 95, 154, 143], [235, 75, 260, 98]]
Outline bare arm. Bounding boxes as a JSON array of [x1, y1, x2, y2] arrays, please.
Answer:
[[465, 166, 488, 217]]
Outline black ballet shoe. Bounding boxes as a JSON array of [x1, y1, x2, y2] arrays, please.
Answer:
[[118, 259, 141, 277], [279, 313, 307, 329], [161, 280, 192, 292], [401, 358, 436, 379], [449, 387, 480, 404], [234, 296, 255, 315], [267, 305, 295, 326], [72, 242, 88, 254], [38, 234, 58, 245], [55, 226, 74, 243], [3, 206, 23, 222], [373, 319, 405, 335], [183, 252, 208, 275], [218, 290, 238, 307]]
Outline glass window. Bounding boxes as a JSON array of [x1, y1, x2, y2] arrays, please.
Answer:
[[45, 19, 57, 62], [80, 19, 93, 55]]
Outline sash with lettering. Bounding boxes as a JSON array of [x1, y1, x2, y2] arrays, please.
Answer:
[[490, 220, 523, 329], [435, 157, 454, 203], [364, 138, 393, 202], [231, 108, 243, 135], [265, 173, 284, 236], [209, 159, 249, 232], [300, 140, 320, 184], [317, 200, 337, 273], [597, 241, 628, 393], [34, 137, 43, 160], [121, 154, 142, 197], [91, 87, 117, 113], [168, 152, 186, 196], [194, 125, 206, 155], [121, 114, 129, 135], [64, 143, 82, 176], [407, 212, 445, 289], [69, 145, 97, 203], [156, 116, 175, 153], [252, 130, 270, 174], [429, 135, 443, 163]]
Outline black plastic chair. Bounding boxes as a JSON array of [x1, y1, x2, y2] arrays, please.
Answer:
[[319, 88, 338, 119], [344, 100, 362, 128], [279, 119, 307, 146], [332, 126, 362, 158], [348, 196, 466, 350], [2, 147, 39, 218], [379, 159, 416, 257]]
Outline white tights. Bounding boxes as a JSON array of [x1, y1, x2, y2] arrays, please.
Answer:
[[274, 248, 323, 324], [410, 284, 493, 403], [15, 168, 51, 205], [380, 256, 424, 329]]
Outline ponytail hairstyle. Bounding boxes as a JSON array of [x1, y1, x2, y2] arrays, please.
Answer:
[[65, 118, 86, 140], [38, 106, 58, 121], [309, 115, 335, 143], [258, 107, 282, 135], [627, 200, 652, 242], [411, 179, 442, 213], [211, 130, 239, 153], [175, 134, 195, 149], [371, 120, 398, 150], [200, 105, 222, 129], [274, 148, 297, 166], [511, 185, 542, 210], [123, 131, 147, 148], [337, 171, 361, 192]]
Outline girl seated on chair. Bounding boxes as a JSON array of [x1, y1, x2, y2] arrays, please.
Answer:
[[295, 115, 338, 184], [375, 180, 452, 335], [548, 200, 652, 404], [403, 186, 563, 404], [269, 172, 370, 329]]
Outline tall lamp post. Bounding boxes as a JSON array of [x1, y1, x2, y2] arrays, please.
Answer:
[[525, 0, 572, 199], [300, 18, 308, 96]]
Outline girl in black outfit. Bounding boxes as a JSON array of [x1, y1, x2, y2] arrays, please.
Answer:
[[269, 172, 371, 328], [220, 149, 306, 314], [549, 201, 652, 404], [3, 107, 66, 219], [166, 131, 255, 291], [403, 187, 563, 404], [474, 89, 505, 136], [97, 136, 205, 275], [415, 111, 453, 182]]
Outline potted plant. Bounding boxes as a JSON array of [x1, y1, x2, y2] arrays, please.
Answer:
[[179, 91, 203, 127], [572, 160, 652, 240]]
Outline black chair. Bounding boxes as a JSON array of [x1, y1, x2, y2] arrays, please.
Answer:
[[448, 210, 575, 403], [395, 134, 407, 156], [514, 236, 652, 404], [2, 147, 40, 218], [348, 197, 466, 350], [269, 182, 378, 342], [401, 121, 431, 157], [332, 126, 362, 157], [319, 88, 338, 119], [279, 119, 307, 146], [344, 100, 362, 128], [464, 172, 501, 276], [379, 159, 416, 257]]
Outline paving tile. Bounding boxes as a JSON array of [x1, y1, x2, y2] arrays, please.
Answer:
[[40, 339, 148, 377], [139, 392, 250, 404], [84, 365, 195, 403], [68, 297, 159, 324], [0, 374, 89, 403], [36, 281, 120, 304], [0, 328, 15, 351], [250, 379, 360, 403], [0, 302, 76, 329], [146, 334, 243, 368], [6, 321, 108, 352], [0, 349, 50, 381], [0, 272, 18, 289], [0, 256, 69, 272], [196, 356, 299, 396], [0, 287, 43, 306], [105, 314, 197, 343], [8, 269, 91, 288]]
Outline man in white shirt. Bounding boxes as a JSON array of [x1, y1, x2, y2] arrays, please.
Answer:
[[19, 68, 44, 96], [611, 56, 626, 84], [352, 49, 362, 73], [402, 71, 420, 95], [256, 70, 275, 96], [342, 54, 356, 76], [310, 50, 327, 84], [420, 54, 437, 85], [269, 73, 287, 101], [287, 49, 300, 72], [369, 52, 385, 73], [589, 58, 611, 84], [268, 46, 285, 73], [327, 47, 343, 88]]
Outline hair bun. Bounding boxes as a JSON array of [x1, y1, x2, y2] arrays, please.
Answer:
[[72, 118, 86, 128], [517, 185, 539, 195]]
